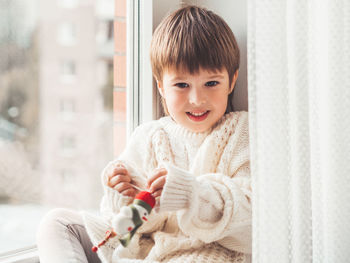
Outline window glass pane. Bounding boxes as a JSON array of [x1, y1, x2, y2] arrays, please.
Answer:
[[0, 0, 114, 254]]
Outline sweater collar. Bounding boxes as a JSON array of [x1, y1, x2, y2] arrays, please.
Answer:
[[159, 116, 210, 146], [159, 113, 234, 146]]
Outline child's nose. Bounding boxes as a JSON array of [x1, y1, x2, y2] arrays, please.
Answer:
[[188, 88, 206, 106]]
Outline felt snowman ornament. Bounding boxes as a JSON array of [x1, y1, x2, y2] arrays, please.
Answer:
[[92, 191, 156, 252]]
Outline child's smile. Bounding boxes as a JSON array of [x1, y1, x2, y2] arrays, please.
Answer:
[[186, 110, 210, 122], [158, 67, 237, 132]]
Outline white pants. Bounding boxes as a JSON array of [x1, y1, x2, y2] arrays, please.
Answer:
[[36, 208, 102, 263]]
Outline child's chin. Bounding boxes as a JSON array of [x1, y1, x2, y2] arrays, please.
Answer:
[[186, 124, 210, 133]]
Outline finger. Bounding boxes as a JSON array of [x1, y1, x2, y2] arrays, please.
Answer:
[[114, 182, 134, 193], [113, 167, 129, 176], [108, 168, 130, 181], [147, 168, 167, 188], [108, 174, 131, 188], [149, 175, 166, 193], [151, 189, 163, 198], [109, 167, 129, 179], [121, 188, 137, 197]]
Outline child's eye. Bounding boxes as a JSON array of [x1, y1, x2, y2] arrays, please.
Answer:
[[175, 83, 189, 88], [205, 81, 219, 87]]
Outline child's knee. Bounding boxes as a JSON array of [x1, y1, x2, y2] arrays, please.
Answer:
[[36, 208, 78, 242], [40, 208, 73, 225]]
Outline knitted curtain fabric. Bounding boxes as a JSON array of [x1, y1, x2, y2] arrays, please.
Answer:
[[248, 0, 350, 262]]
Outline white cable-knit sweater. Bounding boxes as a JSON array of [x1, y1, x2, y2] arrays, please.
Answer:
[[82, 111, 252, 263]]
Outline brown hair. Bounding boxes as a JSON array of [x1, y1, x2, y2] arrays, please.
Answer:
[[150, 5, 240, 114]]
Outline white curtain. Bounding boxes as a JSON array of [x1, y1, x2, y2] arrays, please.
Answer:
[[248, 0, 350, 262]]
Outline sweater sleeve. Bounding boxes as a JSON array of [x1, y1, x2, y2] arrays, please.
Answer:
[[99, 121, 158, 222], [159, 162, 252, 254]]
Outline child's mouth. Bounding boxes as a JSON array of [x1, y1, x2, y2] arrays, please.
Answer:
[[186, 111, 210, 122]]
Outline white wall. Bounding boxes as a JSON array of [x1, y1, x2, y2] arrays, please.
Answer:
[[152, 0, 248, 112], [153, 0, 181, 31]]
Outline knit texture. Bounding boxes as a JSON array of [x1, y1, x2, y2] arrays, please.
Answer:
[[82, 111, 251, 262]]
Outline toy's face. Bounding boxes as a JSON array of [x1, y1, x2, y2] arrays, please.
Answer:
[[139, 206, 149, 221]]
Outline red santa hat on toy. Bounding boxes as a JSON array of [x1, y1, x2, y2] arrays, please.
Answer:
[[133, 191, 156, 213]]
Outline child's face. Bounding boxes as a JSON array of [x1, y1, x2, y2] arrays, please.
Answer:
[[158, 67, 237, 133]]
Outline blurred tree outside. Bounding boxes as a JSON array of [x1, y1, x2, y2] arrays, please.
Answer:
[[101, 61, 114, 111], [0, 0, 40, 203]]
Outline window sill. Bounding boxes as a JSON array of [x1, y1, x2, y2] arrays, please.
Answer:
[[0, 246, 39, 263]]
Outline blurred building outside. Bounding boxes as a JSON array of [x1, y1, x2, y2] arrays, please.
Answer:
[[0, 0, 115, 210], [0, 0, 123, 253], [38, 0, 114, 209]]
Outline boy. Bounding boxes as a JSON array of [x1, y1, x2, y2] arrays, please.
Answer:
[[37, 5, 251, 263]]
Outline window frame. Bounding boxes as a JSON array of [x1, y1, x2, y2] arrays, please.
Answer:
[[127, 0, 158, 139], [127, 0, 141, 136], [0, 246, 38, 263]]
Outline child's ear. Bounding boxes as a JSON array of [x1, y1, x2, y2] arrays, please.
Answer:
[[229, 70, 239, 94], [156, 80, 164, 97]]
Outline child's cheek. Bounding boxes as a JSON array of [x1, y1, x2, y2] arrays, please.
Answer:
[[166, 93, 185, 112]]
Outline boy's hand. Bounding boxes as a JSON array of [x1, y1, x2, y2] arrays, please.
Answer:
[[147, 167, 168, 198], [107, 164, 137, 198]]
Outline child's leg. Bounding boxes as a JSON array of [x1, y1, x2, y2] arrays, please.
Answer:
[[36, 208, 101, 263]]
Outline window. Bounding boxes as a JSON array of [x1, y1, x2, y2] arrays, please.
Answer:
[[61, 60, 76, 82], [61, 135, 76, 153], [57, 22, 77, 46], [60, 98, 76, 121], [96, 0, 114, 20], [60, 169, 75, 191], [0, 0, 159, 260], [96, 20, 114, 44], [60, 99, 75, 112], [0, 0, 115, 259]]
